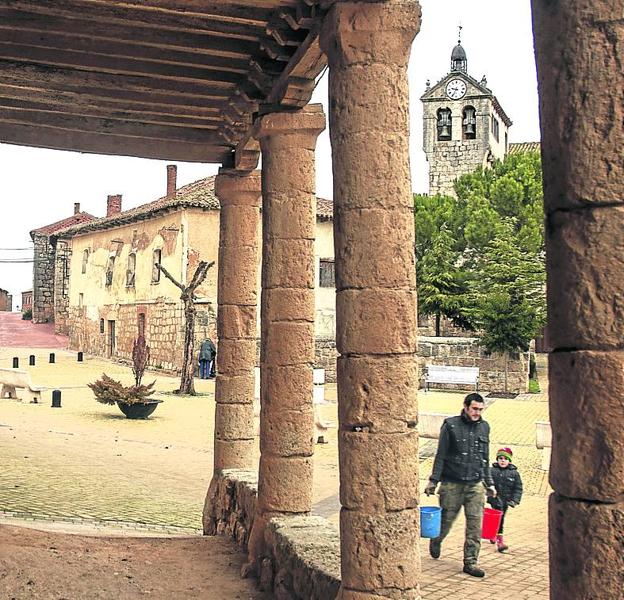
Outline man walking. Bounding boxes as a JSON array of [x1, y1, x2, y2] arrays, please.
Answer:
[[425, 392, 496, 578]]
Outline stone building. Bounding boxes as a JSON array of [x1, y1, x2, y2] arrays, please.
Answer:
[[29, 204, 95, 323], [0, 288, 11, 311], [422, 38, 513, 197], [48, 166, 336, 372], [1, 2, 620, 598], [21, 290, 32, 314]]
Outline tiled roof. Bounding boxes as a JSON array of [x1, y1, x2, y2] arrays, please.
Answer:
[[60, 175, 334, 238], [30, 212, 96, 237], [508, 142, 541, 154], [62, 175, 219, 237], [316, 198, 333, 221]]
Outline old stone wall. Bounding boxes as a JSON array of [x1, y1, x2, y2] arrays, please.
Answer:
[[54, 241, 72, 334], [205, 470, 340, 600], [314, 337, 337, 383], [32, 233, 56, 323], [0, 289, 11, 311], [419, 336, 529, 393], [68, 300, 215, 373]]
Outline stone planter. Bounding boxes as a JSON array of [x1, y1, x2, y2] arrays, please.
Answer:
[[116, 400, 162, 419]]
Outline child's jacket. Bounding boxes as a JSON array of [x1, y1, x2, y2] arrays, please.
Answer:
[[489, 462, 523, 506]]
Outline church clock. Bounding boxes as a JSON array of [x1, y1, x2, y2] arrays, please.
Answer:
[[445, 78, 467, 100]]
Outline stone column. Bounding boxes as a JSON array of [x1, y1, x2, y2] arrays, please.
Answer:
[[247, 104, 326, 569], [212, 168, 261, 472], [320, 3, 421, 599], [532, 2, 624, 598]]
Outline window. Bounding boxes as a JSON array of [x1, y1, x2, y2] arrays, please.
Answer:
[[462, 106, 476, 140], [78, 293, 84, 307], [492, 116, 500, 142], [105, 256, 115, 286], [81, 249, 89, 274], [100, 318, 105, 334], [152, 249, 162, 283], [436, 108, 452, 141], [319, 259, 335, 288], [126, 253, 136, 287]]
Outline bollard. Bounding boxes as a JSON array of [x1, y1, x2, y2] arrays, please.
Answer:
[[29, 355, 35, 366], [12, 357, 19, 368], [51, 390, 62, 408], [77, 351, 83, 362], [49, 353, 55, 364]]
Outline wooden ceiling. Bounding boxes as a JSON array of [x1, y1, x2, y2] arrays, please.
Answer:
[[0, 0, 328, 168]]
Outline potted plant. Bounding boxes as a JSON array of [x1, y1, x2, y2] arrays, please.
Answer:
[[88, 336, 162, 419]]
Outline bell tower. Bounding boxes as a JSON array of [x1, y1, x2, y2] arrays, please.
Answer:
[[421, 31, 512, 197]]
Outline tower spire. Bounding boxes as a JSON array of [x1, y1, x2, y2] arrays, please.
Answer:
[[451, 27, 467, 73]]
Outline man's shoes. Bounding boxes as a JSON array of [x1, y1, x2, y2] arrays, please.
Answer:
[[429, 538, 441, 559], [463, 564, 485, 578]]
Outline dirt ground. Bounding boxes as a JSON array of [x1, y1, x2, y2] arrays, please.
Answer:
[[0, 523, 268, 600]]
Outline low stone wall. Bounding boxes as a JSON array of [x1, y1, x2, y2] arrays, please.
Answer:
[[314, 337, 337, 383], [418, 336, 530, 394], [204, 470, 341, 600]]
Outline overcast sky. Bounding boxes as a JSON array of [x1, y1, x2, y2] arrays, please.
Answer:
[[0, 0, 539, 305]]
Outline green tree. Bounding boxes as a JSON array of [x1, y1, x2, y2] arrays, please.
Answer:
[[417, 225, 470, 336], [469, 223, 546, 391]]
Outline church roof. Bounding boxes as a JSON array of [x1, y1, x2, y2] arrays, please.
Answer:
[[508, 142, 541, 154]]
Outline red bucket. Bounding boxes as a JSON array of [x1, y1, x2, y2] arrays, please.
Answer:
[[481, 508, 503, 539]]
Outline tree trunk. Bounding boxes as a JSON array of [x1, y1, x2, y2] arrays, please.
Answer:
[[435, 312, 441, 337], [178, 293, 196, 395], [504, 352, 509, 393]]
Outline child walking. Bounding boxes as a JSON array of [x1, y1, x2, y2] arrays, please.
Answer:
[[488, 447, 523, 552]]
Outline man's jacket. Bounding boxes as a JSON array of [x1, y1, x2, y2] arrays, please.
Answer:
[[430, 411, 494, 486], [199, 339, 216, 361]]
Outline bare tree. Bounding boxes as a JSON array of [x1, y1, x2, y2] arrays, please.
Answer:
[[157, 260, 214, 395]]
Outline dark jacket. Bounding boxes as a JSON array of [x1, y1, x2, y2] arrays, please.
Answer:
[[199, 339, 216, 361], [488, 463, 523, 508], [430, 411, 494, 487]]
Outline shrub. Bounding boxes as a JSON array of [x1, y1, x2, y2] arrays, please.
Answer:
[[88, 373, 156, 405]]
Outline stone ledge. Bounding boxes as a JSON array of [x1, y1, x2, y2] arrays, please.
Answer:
[[204, 470, 341, 599], [264, 515, 340, 600]]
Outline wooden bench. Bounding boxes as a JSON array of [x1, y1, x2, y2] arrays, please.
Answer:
[[0, 367, 45, 403], [424, 365, 479, 391]]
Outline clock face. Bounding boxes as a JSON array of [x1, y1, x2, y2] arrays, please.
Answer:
[[446, 79, 467, 100]]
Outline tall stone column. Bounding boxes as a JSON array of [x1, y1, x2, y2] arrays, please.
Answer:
[[532, 2, 624, 598], [247, 104, 325, 569], [320, 3, 421, 599], [212, 168, 261, 472]]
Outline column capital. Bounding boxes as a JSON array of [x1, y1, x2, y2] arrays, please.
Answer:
[[253, 103, 326, 146], [214, 168, 261, 207], [320, 1, 421, 68]]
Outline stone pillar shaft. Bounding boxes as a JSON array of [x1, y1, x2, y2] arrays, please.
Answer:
[[247, 104, 325, 567], [532, 1, 624, 598], [321, 3, 422, 598], [212, 168, 261, 472]]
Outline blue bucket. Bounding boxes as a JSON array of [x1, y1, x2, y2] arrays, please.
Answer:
[[420, 506, 442, 538]]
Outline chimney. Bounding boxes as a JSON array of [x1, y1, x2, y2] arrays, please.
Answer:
[[166, 164, 177, 198], [74, 202, 80, 215], [106, 194, 122, 217]]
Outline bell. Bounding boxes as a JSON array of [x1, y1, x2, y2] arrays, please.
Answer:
[[440, 124, 451, 138], [465, 121, 475, 135]]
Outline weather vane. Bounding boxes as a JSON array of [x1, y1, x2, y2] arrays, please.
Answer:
[[458, 24, 462, 44]]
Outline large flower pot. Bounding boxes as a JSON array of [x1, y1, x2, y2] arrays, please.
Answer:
[[116, 400, 162, 419]]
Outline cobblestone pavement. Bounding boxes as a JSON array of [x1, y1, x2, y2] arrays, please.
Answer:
[[0, 312, 69, 348], [0, 340, 550, 598]]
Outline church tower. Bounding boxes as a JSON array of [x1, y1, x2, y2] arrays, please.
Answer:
[[421, 34, 512, 197]]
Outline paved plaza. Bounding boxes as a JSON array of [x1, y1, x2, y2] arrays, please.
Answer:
[[0, 315, 550, 598]]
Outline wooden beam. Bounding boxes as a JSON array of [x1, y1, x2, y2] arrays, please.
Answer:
[[0, 9, 261, 59], [0, 1, 267, 38], [0, 106, 223, 143], [0, 123, 231, 162], [0, 60, 234, 101]]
